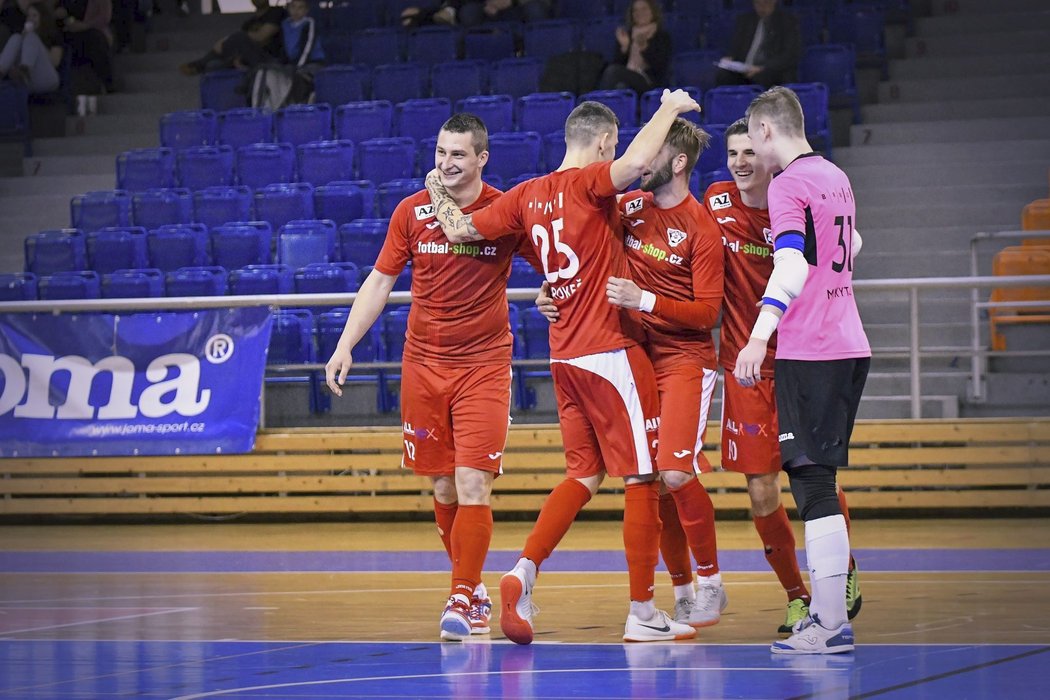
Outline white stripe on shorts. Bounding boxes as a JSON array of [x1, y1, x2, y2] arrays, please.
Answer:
[[693, 367, 719, 472]]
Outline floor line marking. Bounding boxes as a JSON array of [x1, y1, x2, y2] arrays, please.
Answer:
[[0, 607, 199, 635]]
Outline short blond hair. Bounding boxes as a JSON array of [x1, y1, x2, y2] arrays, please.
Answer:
[[745, 86, 805, 138]]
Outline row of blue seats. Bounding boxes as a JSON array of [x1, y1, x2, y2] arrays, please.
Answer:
[[200, 44, 862, 116]]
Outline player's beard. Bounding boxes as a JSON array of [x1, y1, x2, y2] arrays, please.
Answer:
[[640, 158, 674, 193]]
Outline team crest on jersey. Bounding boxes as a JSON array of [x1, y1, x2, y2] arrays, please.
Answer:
[[666, 227, 687, 247], [708, 192, 732, 211], [624, 196, 644, 215], [763, 227, 773, 244], [414, 204, 435, 220]]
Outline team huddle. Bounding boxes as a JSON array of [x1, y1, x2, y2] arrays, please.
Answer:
[[325, 86, 870, 655]]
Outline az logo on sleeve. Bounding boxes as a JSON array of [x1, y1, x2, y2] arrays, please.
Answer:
[[624, 196, 644, 215], [708, 192, 732, 211], [414, 204, 435, 220]]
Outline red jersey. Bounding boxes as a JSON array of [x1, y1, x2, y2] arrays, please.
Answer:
[[472, 162, 644, 360], [375, 183, 529, 366], [620, 189, 724, 370], [704, 180, 777, 378]]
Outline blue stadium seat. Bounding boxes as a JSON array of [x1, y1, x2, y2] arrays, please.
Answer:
[[829, 4, 886, 72], [523, 19, 578, 62], [520, 306, 551, 358], [377, 178, 424, 218], [338, 219, 388, 267], [508, 172, 543, 188], [431, 60, 487, 104], [87, 227, 149, 274], [255, 183, 317, 231], [789, 7, 826, 46], [147, 223, 210, 271], [641, 86, 702, 124], [666, 10, 704, 52], [559, 0, 609, 19], [784, 82, 833, 158], [314, 181, 367, 225], [483, 173, 504, 190], [237, 143, 297, 190], [276, 104, 334, 146], [380, 305, 411, 361], [800, 44, 861, 122], [416, 135, 438, 176], [0, 272, 38, 300], [361, 264, 411, 292], [372, 63, 427, 104], [24, 229, 86, 276], [358, 137, 416, 185], [491, 57, 543, 98], [177, 145, 236, 190], [697, 123, 727, 187], [697, 166, 731, 196], [132, 188, 193, 229], [324, 0, 384, 32], [294, 261, 362, 294], [456, 94, 514, 133], [351, 27, 404, 66], [0, 82, 29, 157], [38, 271, 101, 300], [335, 100, 394, 142], [578, 89, 638, 127], [268, 308, 315, 364], [338, 179, 377, 218], [193, 186, 253, 229], [703, 85, 762, 125], [395, 98, 452, 144], [116, 148, 176, 191], [463, 23, 517, 62], [407, 25, 460, 64], [70, 190, 132, 231], [160, 109, 217, 150], [210, 221, 272, 268], [509, 258, 543, 289], [578, 15, 621, 61], [199, 70, 248, 112], [217, 108, 274, 150], [486, 132, 542, 181], [672, 49, 723, 92], [542, 131, 566, 170], [101, 268, 164, 298], [517, 92, 575, 137], [701, 11, 737, 55], [165, 266, 228, 296], [228, 263, 294, 295], [313, 64, 371, 106], [277, 218, 337, 268], [614, 126, 639, 160], [317, 309, 381, 366], [322, 32, 353, 64], [297, 140, 356, 186]]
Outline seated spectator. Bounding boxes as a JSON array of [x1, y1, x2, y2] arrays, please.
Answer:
[[56, 0, 115, 103], [598, 0, 670, 95], [458, 0, 549, 27], [180, 0, 286, 75], [399, 2, 458, 28], [0, 0, 29, 47], [0, 2, 62, 94], [249, 0, 324, 108], [716, 0, 801, 88]]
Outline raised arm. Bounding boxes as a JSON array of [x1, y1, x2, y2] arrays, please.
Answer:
[[609, 89, 701, 191], [424, 169, 483, 243]]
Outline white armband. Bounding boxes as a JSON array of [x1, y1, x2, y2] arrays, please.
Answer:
[[639, 290, 656, 313], [750, 309, 780, 342], [760, 247, 809, 311]]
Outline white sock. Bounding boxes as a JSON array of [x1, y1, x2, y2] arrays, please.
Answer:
[[630, 599, 656, 620], [804, 514, 850, 629], [516, 557, 538, 586], [674, 583, 695, 601], [697, 572, 722, 588]]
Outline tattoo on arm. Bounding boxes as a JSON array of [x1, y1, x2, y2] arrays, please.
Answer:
[[458, 214, 482, 241]]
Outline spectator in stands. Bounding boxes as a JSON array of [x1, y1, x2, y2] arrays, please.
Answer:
[[248, 0, 323, 107], [716, 0, 801, 88], [0, 2, 62, 94], [399, 2, 458, 28], [458, 0, 549, 27], [55, 0, 116, 109], [598, 0, 671, 95], [0, 0, 29, 46], [179, 0, 286, 76]]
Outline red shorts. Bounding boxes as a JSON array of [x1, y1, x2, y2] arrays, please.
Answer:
[[550, 345, 660, 479], [654, 363, 718, 473], [720, 373, 781, 474], [400, 360, 512, 477]]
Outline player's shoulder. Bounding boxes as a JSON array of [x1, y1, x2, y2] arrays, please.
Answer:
[[620, 189, 653, 217], [391, 188, 434, 219], [473, 182, 504, 207], [704, 180, 738, 213]]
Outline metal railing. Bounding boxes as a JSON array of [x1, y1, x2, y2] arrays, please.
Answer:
[[3, 275, 1050, 420]]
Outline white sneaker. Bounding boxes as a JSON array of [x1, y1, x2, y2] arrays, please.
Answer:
[[439, 595, 471, 641], [499, 567, 537, 645], [673, 596, 696, 625], [689, 575, 728, 628], [469, 581, 492, 634], [771, 614, 855, 655], [623, 608, 697, 642]]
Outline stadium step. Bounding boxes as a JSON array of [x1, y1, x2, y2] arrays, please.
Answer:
[[865, 322, 974, 352], [115, 50, 203, 73], [844, 161, 1050, 190], [65, 113, 161, 138], [931, 0, 1049, 15], [877, 73, 1050, 103], [857, 396, 960, 420], [850, 117, 1050, 146], [858, 183, 1047, 209], [0, 173, 113, 197], [858, 294, 976, 325], [904, 30, 1049, 58], [915, 10, 1050, 37], [30, 133, 157, 157], [21, 154, 116, 178], [862, 371, 971, 398], [121, 70, 200, 98], [834, 139, 1050, 167], [888, 54, 1050, 81], [100, 91, 200, 116], [863, 97, 1050, 124], [857, 201, 1018, 230], [859, 251, 971, 279]]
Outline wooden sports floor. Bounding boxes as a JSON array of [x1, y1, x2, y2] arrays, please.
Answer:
[[1, 518, 1048, 699]]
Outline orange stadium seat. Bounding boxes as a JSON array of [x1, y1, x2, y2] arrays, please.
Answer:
[[1021, 198, 1050, 236], [989, 245, 1050, 350]]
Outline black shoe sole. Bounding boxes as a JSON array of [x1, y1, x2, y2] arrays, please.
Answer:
[[847, 595, 862, 620]]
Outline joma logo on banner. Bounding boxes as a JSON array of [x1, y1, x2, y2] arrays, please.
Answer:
[[0, 352, 213, 420]]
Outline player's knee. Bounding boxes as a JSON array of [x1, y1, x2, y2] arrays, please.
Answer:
[[575, 473, 604, 496], [660, 469, 694, 491], [788, 465, 841, 522], [454, 466, 494, 505], [431, 475, 458, 504], [747, 473, 781, 517]]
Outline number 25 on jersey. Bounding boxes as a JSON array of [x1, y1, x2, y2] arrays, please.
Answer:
[[532, 217, 580, 284]]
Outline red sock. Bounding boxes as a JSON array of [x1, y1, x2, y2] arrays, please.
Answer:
[[837, 485, 855, 570], [659, 492, 693, 587], [753, 505, 809, 602], [450, 504, 493, 599], [522, 478, 592, 568], [434, 499, 458, 561], [669, 477, 719, 576], [623, 481, 661, 602]]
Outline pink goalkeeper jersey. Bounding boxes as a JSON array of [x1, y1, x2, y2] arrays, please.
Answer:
[[767, 153, 870, 360]]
